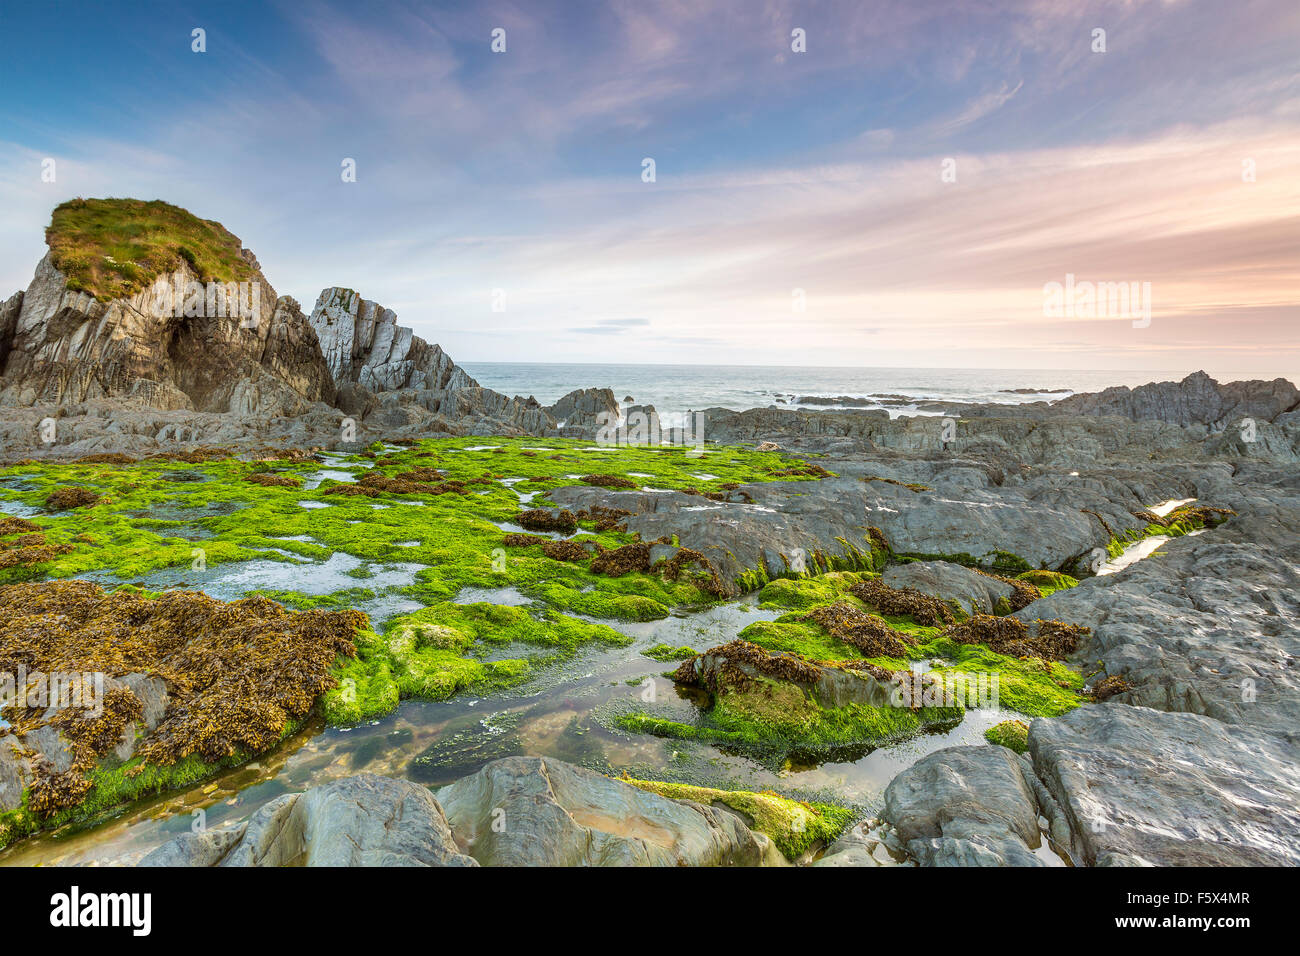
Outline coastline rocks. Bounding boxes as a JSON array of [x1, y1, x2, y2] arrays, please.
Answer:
[[140, 774, 476, 867], [1015, 489, 1300, 737], [435, 755, 771, 866], [1051, 370, 1299, 428]]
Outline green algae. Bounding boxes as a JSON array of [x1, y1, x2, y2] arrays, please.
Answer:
[[985, 718, 1030, 754], [0, 438, 824, 729], [615, 682, 962, 759], [251, 587, 378, 610], [620, 777, 854, 859], [1015, 569, 1078, 596], [757, 570, 870, 611], [739, 577, 1084, 718], [643, 643, 698, 662]]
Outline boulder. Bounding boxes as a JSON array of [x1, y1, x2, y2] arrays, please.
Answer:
[[884, 560, 1015, 614], [435, 755, 770, 866], [881, 745, 1051, 866]]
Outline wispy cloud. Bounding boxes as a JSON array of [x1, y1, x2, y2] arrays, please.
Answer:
[[0, 0, 1296, 377]]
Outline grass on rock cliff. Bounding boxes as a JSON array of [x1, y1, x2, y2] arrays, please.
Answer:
[[46, 197, 257, 301]]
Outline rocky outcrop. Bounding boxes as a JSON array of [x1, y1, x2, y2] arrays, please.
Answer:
[[307, 286, 557, 434], [546, 466, 1123, 591], [0, 252, 335, 414], [308, 287, 472, 394], [545, 387, 619, 431], [139, 774, 476, 867]]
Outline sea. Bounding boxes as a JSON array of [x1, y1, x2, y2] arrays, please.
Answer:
[[460, 363, 1193, 425]]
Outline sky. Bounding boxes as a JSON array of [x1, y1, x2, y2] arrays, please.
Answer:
[[0, 0, 1297, 379]]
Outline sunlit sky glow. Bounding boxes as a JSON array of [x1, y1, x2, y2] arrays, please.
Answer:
[[1, 0, 1297, 379]]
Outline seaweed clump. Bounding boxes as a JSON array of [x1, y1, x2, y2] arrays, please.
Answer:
[[45, 486, 102, 510], [849, 578, 956, 627], [984, 719, 1030, 754], [803, 601, 914, 657], [575, 505, 633, 532], [972, 567, 1041, 613], [580, 473, 637, 489], [322, 472, 470, 498], [1091, 674, 1132, 702], [517, 508, 579, 534], [502, 533, 548, 547], [672, 638, 823, 692], [541, 539, 589, 562], [590, 542, 651, 576], [243, 472, 302, 488], [942, 614, 1087, 660], [661, 547, 729, 598], [0, 580, 365, 818]]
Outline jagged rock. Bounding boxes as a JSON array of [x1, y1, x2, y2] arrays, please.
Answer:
[[435, 755, 770, 866], [307, 286, 556, 433], [140, 774, 476, 867], [1052, 370, 1299, 428], [546, 387, 618, 430], [308, 287, 463, 393]]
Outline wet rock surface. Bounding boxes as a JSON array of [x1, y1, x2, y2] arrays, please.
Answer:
[[140, 774, 476, 867], [434, 756, 773, 866], [881, 745, 1051, 867], [1029, 705, 1300, 866]]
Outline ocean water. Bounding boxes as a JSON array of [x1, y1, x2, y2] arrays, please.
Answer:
[[461, 363, 1189, 422]]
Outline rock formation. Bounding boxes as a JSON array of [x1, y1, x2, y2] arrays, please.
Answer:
[[0, 247, 335, 415], [1051, 370, 1299, 427]]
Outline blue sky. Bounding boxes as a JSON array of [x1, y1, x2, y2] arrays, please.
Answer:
[[1, 0, 1297, 376]]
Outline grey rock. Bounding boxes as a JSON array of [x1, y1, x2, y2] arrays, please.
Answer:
[[884, 560, 1014, 614], [141, 774, 476, 867], [882, 745, 1051, 866], [1030, 705, 1300, 866], [1052, 370, 1299, 428], [435, 755, 770, 866], [546, 387, 619, 430]]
